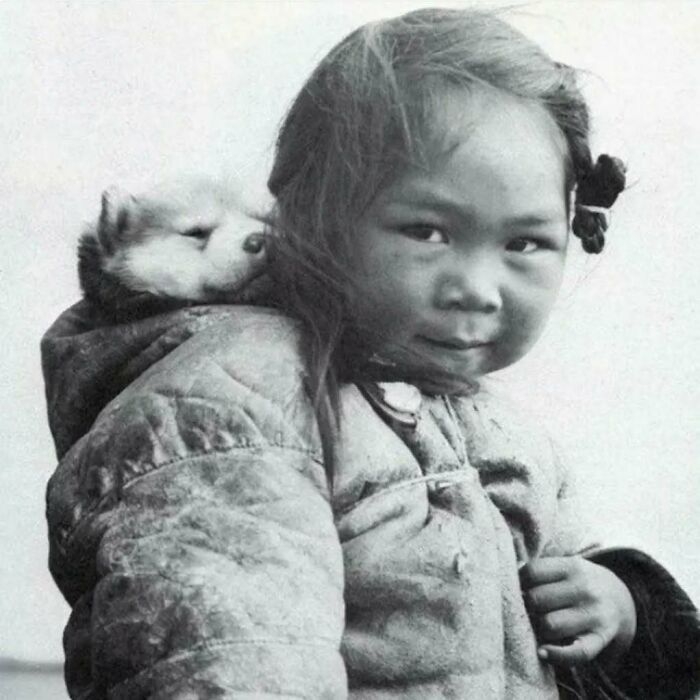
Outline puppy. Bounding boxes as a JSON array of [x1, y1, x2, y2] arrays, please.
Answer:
[[78, 178, 271, 320]]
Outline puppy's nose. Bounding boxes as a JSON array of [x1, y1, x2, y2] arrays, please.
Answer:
[[242, 232, 265, 254]]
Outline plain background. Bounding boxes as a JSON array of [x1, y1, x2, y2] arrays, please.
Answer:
[[1, 0, 698, 670]]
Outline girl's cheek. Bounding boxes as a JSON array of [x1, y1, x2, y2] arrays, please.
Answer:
[[514, 263, 566, 314], [367, 248, 435, 293]]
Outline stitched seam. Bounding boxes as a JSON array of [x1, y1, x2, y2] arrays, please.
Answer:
[[63, 444, 324, 548], [337, 468, 476, 517]]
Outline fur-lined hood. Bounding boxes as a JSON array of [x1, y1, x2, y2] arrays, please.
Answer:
[[41, 301, 268, 460]]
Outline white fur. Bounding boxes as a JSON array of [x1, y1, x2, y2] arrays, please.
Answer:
[[99, 177, 267, 300]]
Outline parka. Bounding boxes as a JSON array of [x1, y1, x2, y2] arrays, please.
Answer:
[[42, 301, 700, 699]]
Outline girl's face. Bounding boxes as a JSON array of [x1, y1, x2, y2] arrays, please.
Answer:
[[352, 89, 569, 381]]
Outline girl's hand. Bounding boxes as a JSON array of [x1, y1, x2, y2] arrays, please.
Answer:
[[519, 556, 637, 667]]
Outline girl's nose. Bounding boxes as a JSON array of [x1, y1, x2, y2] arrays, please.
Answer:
[[436, 258, 502, 313]]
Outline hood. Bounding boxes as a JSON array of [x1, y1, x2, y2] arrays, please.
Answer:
[[41, 300, 250, 459]]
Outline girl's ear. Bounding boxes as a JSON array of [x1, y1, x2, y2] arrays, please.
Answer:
[[97, 186, 138, 255]]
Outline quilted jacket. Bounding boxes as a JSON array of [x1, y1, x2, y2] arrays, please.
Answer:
[[43, 301, 700, 699]]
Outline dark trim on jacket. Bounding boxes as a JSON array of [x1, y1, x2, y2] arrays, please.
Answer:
[[557, 548, 700, 699]]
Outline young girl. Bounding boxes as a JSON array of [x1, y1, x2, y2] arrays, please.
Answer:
[[42, 7, 698, 699]]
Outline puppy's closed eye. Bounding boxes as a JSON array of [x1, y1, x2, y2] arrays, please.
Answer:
[[182, 225, 215, 240]]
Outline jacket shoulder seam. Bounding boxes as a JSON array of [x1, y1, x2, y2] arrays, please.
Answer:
[[60, 443, 325, 550]]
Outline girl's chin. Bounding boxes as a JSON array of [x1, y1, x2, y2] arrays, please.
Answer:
[[421, 347, 495, 381]]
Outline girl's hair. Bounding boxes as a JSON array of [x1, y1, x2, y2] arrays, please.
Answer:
[[265, 7, 623, 478]]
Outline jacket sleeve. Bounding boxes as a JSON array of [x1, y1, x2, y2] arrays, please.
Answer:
[[543, 448, 700, 698], [557, 548, 700, 700], [544, 447, 700, 699], [46, 324, 346, 698]]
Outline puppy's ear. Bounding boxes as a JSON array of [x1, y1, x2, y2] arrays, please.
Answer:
[[97, 186, 137, 255]]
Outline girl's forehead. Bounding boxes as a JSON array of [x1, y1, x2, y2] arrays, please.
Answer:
[[423, 86, 568, 170], [375, 88, 568, 218]]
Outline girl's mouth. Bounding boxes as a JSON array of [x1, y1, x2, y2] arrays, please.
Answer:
[[417, 336, 491, 351]]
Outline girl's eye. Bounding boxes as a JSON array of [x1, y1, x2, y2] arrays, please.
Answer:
[[506, 237, 541, 253], [400, 225, 448, 244], [182, 225, 215, 240]]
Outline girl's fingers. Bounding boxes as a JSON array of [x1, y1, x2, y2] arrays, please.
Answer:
[[538, 632, 607, 666], [523, 580, 580, 612], [534, 607, 596, 643], [519, 557, 573, 588]]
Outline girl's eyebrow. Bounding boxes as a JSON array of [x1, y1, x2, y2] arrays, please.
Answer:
[[382, 191, 565, 227], [381, 191, 478, 220], [502, 213, 567, 227]]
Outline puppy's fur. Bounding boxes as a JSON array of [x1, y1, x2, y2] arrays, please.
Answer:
[[78, 179, 270, 320]]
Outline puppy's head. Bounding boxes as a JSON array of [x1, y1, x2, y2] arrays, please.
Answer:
[[96, 179, 269, 301]]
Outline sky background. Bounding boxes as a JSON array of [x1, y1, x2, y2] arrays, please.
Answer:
[[1, 0, 698, 667]]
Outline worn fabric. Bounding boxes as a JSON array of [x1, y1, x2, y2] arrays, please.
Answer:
[[43, 302, 698, 699]]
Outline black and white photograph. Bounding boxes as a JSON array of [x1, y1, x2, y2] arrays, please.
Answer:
[[2, 1, 698, 697]]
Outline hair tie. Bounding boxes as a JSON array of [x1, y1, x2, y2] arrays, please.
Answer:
[[572, 206, 606, 254], [572, 154, 626, 254], [577, 154, 626, 207], [576, 204, 609, 216]]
